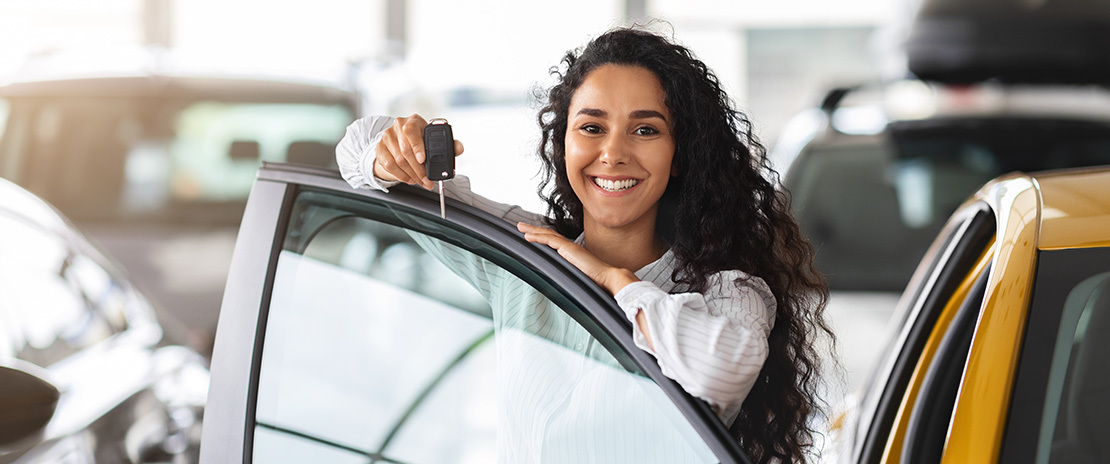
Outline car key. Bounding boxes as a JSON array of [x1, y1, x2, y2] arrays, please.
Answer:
[[423, 118, 455, 219]]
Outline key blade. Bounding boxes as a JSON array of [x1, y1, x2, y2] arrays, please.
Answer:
[[439, 181, 446, 219]]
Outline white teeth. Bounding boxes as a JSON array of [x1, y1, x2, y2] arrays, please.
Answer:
[[592, 177, 639, 192]]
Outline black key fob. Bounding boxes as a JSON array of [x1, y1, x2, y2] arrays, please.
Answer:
[[424, 119, 455, 181]]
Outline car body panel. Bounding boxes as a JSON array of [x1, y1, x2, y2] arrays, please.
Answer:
[[828, 167, 1110, 464], [0, 177, 209, 463], [201, 163, 752, 463], [945, 169, 1110, 462], [942, 175, 1040, 462]]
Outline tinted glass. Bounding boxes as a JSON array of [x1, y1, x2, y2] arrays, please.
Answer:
[[1002, 247, 1110, 463], [252, 191, 716, 463], [0, 213, 130, 366], [0, 97, 352, 224], [788, 119, 1110, 291]]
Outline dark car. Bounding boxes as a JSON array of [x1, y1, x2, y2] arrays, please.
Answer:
[[775, 80, 1110, 405], [774, 0, 1110, 405], [0, 50, 360, 354], [0, 177, 208, 463], [199, 163, 757, 463]]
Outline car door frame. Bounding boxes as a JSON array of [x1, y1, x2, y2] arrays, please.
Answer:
[[200, 163, 752, 464]]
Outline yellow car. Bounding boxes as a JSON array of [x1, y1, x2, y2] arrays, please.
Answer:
[[825, 167, 1110, 464]]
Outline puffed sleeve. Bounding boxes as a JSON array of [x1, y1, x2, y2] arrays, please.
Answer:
[[614, 271, 776, 426], [336, 115, 399, 192], [335, 115, 546, 226]]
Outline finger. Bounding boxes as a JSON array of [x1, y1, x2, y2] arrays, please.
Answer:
[[524, 232, 563, 249], [399, 117, 434, 189], [383, 129, 421, 185], [518, 224, 570, 250], [373, 131, 402, 182], [454, 140, 465, 157], [376, 131, 423, 184], [393, 121, 429, 187], [517, 222, 560, 238]]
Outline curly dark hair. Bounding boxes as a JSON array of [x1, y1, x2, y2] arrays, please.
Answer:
[[535, 27, 833, 463]]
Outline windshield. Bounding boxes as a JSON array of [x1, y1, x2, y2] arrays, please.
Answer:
[[788, 118, 1110, 291], [0, 96, 354, 225]]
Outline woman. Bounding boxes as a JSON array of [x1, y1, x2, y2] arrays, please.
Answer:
[[338, 28, 832, 463]]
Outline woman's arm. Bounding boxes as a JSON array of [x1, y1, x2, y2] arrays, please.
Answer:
[[337, 115, 545, 226], [615, 271, 776, 426]]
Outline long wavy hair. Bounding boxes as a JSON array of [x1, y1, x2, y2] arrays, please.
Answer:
[[535, 27, 833, 463]]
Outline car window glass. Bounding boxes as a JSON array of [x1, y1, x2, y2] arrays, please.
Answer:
[[789, 142, 936, 291], [1, 98, 352, 223], [1000, 247, 1110, 464], [252, 191, 717, 463], [0, 214, 122, 366], [168, 102, 351, 204], [788, 120, 1110, 292], [1039, 271, 1110, 463]]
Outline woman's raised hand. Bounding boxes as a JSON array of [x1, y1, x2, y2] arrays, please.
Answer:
[[373, 114, 465, 190]]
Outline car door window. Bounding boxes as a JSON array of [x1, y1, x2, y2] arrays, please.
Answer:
[[250, 190, 716, 463], [999, 247, 1110, 464]]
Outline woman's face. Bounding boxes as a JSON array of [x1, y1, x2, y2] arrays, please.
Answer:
[[564, 64, 676, 235]]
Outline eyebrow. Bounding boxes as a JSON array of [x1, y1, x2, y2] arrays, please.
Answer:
[[576, 108, 667, 121]]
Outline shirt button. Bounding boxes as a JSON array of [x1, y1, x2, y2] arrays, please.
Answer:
[[576, 343, 585, 351]]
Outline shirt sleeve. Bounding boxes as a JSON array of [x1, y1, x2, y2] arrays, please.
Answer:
[[614, 271, 776, 425], [335, 115, 546, 226]]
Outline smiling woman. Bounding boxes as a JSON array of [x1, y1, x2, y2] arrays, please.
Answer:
[[336, 27, 832, 463]]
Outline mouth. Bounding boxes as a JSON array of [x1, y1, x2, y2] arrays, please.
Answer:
[[591, 176, 641, 192]]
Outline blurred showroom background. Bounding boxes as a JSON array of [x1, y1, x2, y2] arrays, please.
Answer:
[[0, 0, 911, 200], [0, 0, 924, 405]]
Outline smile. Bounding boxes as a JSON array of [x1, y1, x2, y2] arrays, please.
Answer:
[[591, 176, 640, 192]]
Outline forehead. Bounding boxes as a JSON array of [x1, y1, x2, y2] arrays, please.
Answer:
[[569, 64, 668, 114]]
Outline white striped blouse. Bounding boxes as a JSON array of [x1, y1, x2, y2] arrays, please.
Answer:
[[335, 115, 776, 428]]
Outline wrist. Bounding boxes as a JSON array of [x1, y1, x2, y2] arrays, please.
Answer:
[[601, 268, 639, 296]]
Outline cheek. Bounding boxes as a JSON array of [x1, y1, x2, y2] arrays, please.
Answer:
[[562, 139, 592, 179]]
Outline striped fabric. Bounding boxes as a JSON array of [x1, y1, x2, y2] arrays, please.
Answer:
[[336, 116, 777, 429]]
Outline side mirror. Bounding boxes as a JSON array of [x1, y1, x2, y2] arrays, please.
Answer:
[[0, 359, 60, 448]]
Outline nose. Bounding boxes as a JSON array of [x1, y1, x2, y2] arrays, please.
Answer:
[[598, 134, 629, 166]]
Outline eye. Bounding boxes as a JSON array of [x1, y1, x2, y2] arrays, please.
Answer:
[[634, 126, 660, 136], [579, 123, 603, 134]]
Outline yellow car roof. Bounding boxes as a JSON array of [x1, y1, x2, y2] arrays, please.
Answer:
[[975, 167, 1110, 252], [1035, 168, 1110, 250]]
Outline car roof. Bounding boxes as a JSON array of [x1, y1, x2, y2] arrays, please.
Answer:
[[975, 167, 1110, 252], [0, 177, 71, 233], [827, 81, 1110, 133], [0, 75, 358, 104], [0, 46, 359, 104]]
